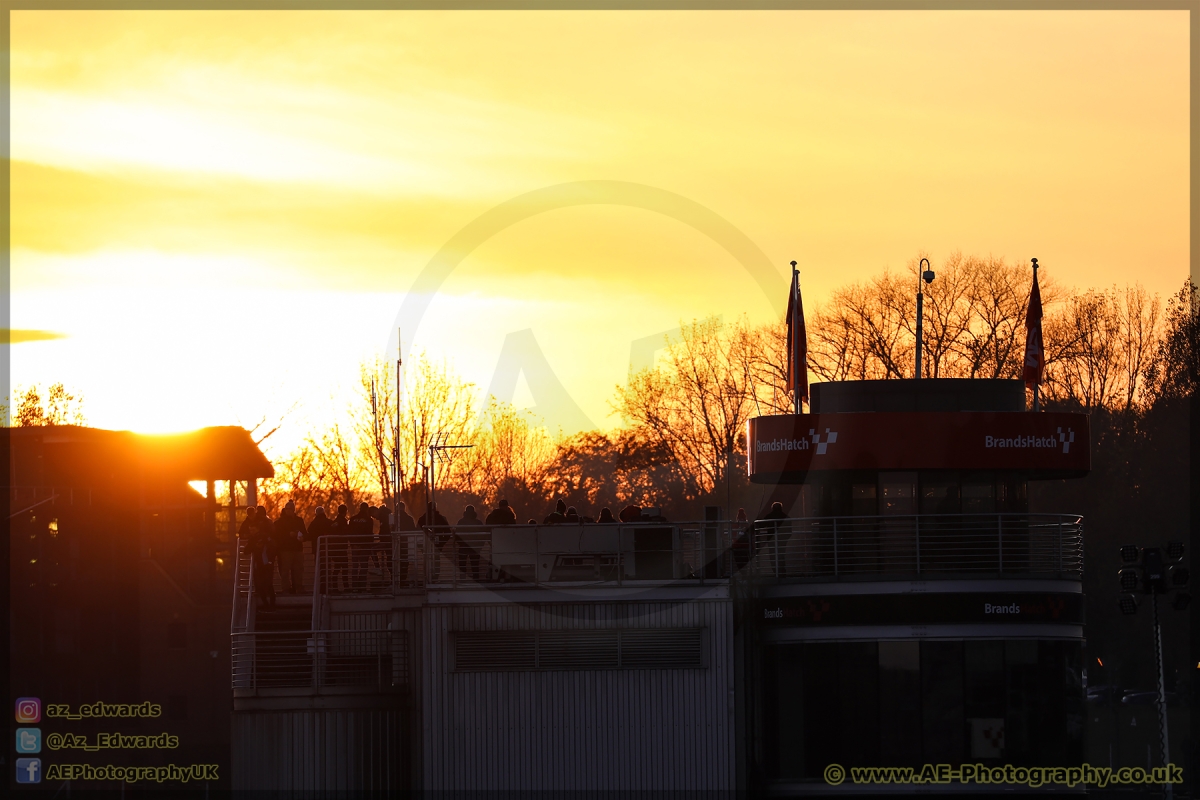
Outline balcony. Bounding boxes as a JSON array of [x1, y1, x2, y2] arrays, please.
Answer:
[[295, 513, 1081, 597], [229, 513, 1083, 634], [750, 512, 1082, 580]]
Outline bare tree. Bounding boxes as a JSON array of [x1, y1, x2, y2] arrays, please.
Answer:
[[10, 383, 86, 427], [1146, 278, 1199, 400], [614, 317, 758, 498], [1116, 285, 1162, 409], [459, 399, 555, 504]]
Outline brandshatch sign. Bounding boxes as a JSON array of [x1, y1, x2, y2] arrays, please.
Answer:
[[758, 592, 1084, 627], [747, 412, 1090, 481]]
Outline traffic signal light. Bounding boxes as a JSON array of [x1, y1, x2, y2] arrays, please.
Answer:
[[1120, 544, 1140, 563], [1119, 594, 1139, 615], [1170, 566, 1189, 588], [1172, 593, 1191, 611], [1167, 541, 1185, 562], [1119, 568, 1140, 593]]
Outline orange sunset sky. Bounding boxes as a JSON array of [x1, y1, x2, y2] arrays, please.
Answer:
[[9, 10, 1190, 458]]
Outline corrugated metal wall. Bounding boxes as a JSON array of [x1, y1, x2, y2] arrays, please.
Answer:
[[423, 598, 735, 791], [232, 706, 407, 792]]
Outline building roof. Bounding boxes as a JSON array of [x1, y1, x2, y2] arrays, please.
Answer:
[[5, 424, 274, 483]]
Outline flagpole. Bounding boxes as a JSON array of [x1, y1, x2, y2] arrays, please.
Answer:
[[791, 261, 801, 415], [1031, 259, 1040, 412]]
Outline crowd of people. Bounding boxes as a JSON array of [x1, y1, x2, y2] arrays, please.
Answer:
[[239, 496, 785, 605], [238, 499, 417, 608]]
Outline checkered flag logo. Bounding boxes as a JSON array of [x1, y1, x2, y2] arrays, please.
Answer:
[[1057, 427, 1075, 454], [808, 427, 838, 455]]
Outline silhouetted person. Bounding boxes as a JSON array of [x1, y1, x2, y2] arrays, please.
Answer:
[[485, 499, 517, 525], [527, 518, 537, 524], [349, 502, 375, 591], [330, 504, 350, 592], [394, 501, 417, 584], [759, 501, 789, 572], [308, 507, 334, 592], [254, 505, 277, 608], [275, 500, 306, 594], [237, 505, 259, 540], [733, 507, 751, 569], [544, 499, 567, 524], [420, 502, 450, 582], [619, 505, 642, 523], [419, 501, 449, 527], [375, 506, 392, 585], [762, 502, 787, 521], [565, 506, 580, 523], [239, 507, 270, 607], [456, 504, 482, 580], [596, 507, 616, 524], [395, 501, 417, 531]]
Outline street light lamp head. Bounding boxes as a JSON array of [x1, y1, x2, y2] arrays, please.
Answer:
[[1118, 568, 1141, 593], [1169, 566, 1189, 588], [922, 270, 935, 285]]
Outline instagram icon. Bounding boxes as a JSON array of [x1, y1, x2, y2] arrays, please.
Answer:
[[15, 697, 41, 723]]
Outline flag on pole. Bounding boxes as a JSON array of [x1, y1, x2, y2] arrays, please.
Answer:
[[1022, 262, 1044, 391], [785, 263, 809, 408]]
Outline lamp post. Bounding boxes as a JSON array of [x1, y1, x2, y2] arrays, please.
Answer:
[[1117, 541, 1190, 799], [915, 258, 935, 379]]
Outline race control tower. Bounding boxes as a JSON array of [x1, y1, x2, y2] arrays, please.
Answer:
[[742, 377, 1090, 793]]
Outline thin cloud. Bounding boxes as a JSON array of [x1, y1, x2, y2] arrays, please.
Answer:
[[4, 329, 68, 344]]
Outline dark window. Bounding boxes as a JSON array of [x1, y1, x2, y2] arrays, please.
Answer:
[[167, 623, 187, 650], [921, 641, 965, 763], [920, 473, 961, 515], [878, 641, 922, 766], [851, 484, 876, 516], [454, 629, 704, 671], [961, 473, 997, 514], [879, 472, 917, 515], [764, 639, 1082, 781]]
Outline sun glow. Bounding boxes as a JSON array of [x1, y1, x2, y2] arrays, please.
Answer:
[[10, 9, 1189, 448]]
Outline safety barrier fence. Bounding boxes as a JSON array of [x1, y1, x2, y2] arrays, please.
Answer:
[[231, 629, 407, 692], [298, 513, 1081, 599], [751, 513, 1083, 579]]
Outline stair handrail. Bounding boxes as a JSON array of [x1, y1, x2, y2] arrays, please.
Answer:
[[229, 535, 243, 633], [244, 541, 256, 632]]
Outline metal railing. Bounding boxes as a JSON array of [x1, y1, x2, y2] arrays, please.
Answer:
[[230, 538, 254, 634], [230, 629, 407, 692], [750, 513, 1083, 579], [300, 513, 1082, 597]]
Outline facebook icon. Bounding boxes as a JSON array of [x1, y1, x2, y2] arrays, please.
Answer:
[[16, 757, 42, 784]]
